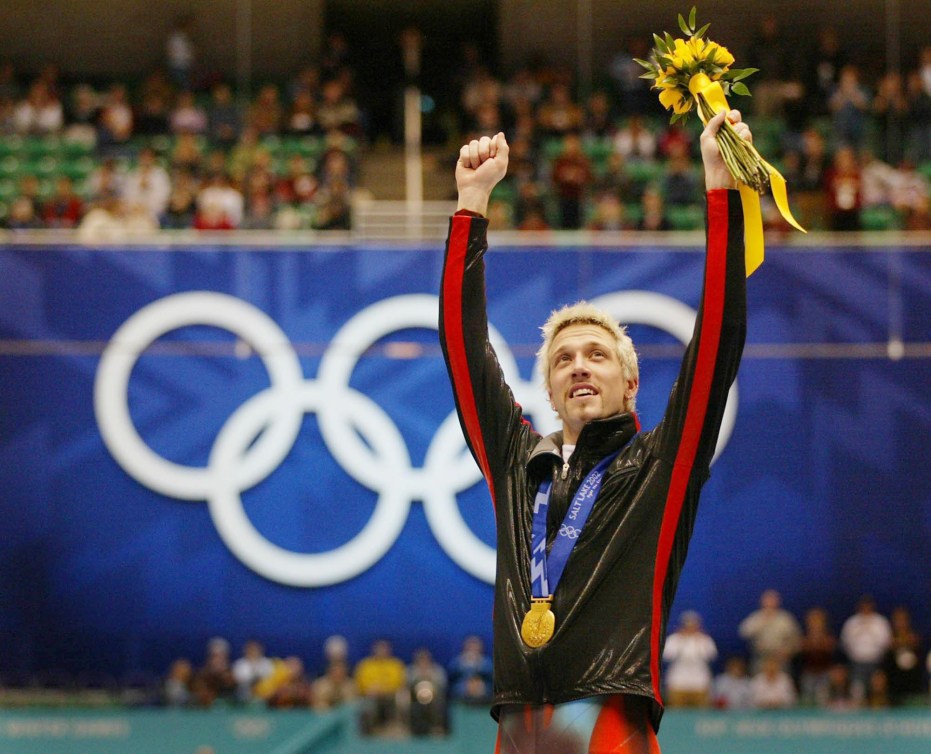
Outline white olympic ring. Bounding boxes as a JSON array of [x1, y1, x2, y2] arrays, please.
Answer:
[[94, 290, 737, 587], [559, 525, 581, 539]]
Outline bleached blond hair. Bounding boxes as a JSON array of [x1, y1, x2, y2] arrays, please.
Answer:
[[535, 301, 639, 410]]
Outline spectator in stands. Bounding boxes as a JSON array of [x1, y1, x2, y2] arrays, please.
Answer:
[[586, 191, 627, 231], [96, 83, 134, 154], [207, 82, 241, 147], [190, 636, 236, 707], [805, 27, 847, 117], [746, 16, 790, 117], [830, 65, 871, 149], [866, 669, 891, 708], [892, 159, 931, 230], [163, 168, 199, 228], [13, 173, 41, 220], [823, 662, 856, 710], [447, 635, 493, 701], [170, 90, 208, 135], [840, 595, 893, 703], [739, 589, 802, 673], [823, 146, 862, 230], [638, 185, 670, 231], [286, 89, 321, 136], [872, 72, 910, 166], [232, 639, 275, 703], [311, 178, 351, 230], [166, 14, 196, 90], [583, 91, 615, 139], [537, 82, 584, 138], [263, 656, 314, 708], [355, 639, 407, 736], [408, 648, 448, 736], [81, 195, 161, 239], [712, 656, 753, 710], [86, 156, 124, 202], [907, 65, 931, 162], [317, 78, 362, 140], [63, 83, 100, 146], [796, 606, 838, 706], [750, 656, 797, 709], [42, 175, 84, 228], [194, 171, 244, 230], [163, 658, 193, 706], [248, 84, 283, 136], [608, 37, 653, 115], [13, 79, 63, 135], [6, 195, 41, 229], [662, 610, 718, 707], [882, 606, 926, 705], [170, 132, 205, 175], [550, 131, 592, 229], [662, 139, 702, 207], [135, 90, 171, 137], [122, 147, 171, 224], [613, 114, 657, 164], [312, 660, 357, 711]]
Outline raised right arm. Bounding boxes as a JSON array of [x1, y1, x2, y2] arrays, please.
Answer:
[[439, 134, 536, 497]]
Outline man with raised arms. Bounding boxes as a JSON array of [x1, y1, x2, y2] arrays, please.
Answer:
[[440, 109, 751, 754]]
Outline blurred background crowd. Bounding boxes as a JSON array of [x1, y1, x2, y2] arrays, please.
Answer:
[[149, 592, 930, 738], [1, 12, 930, 235]]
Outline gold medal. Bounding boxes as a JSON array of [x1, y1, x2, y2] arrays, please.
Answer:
[[521, 597, 555, 647]]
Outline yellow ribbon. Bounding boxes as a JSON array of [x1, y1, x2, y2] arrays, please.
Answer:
[[688, 73, 806, 276]]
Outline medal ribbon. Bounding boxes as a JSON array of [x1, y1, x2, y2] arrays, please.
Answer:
[[688, 72, 806, 277], [530, 450, 620, 600]]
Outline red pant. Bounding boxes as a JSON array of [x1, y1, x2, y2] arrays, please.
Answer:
[[496, 694, 661, 754]]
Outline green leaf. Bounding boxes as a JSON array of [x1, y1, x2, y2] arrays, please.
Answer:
[[729, 67, 759, 82], [657, 55, 673, 69], [639, 71, 660, 80], [664, 31, 676, 50], [633, 57, 655, 70], [732, 82, 751, 96], [695, 22, 711, 39], [689, 6, 698, 30], [653, 33, 668, 53], [678, 13, 691, 36]]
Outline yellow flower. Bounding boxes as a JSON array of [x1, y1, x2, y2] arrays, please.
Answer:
[[658, 88, 692, 114], [688, 38, 707, 60], [671, 38, 697, 69], [708, 43, 735, 69]]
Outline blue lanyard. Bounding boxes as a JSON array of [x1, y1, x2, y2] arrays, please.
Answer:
[[530, 450, 619, 599]]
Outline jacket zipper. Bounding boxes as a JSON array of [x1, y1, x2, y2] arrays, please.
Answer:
[[561, 461, 570, 480]]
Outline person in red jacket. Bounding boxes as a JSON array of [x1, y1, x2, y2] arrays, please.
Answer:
[[439, 108, 751, 754]]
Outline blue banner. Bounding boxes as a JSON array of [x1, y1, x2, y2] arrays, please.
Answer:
[[1, 240, 928, 679]]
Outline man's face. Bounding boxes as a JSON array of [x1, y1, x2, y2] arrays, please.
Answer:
[[547, 324, 636, 445]]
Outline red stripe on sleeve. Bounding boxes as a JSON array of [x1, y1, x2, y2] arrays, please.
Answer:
[[443, 216, 496, 504], [649, 190, 730, 702]]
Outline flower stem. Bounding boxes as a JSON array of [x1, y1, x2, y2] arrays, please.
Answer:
[[697, 94, 770, 193]]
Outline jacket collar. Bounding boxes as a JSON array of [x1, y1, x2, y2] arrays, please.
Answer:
[[527, 412, 640, 473]]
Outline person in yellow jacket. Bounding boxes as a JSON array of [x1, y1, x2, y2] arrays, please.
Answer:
[[354, 639, 407, 735]]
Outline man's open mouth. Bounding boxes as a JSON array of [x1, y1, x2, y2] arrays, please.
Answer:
[[569, 384, 598, 399]]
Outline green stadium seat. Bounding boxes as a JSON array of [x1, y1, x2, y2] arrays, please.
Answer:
[[667, 204, 704, 230], [0, 155, 21, 178], [0, 179, 16, 200], [860, 205, 902, 231]]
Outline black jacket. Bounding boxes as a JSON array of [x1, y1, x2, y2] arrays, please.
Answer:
[[439, 190, 746, 730]]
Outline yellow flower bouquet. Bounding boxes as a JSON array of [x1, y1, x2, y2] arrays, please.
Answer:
[[635, 7, 805, 275], [635, 7, 769, 191]]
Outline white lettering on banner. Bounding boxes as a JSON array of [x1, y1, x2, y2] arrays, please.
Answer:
[[94, 291, 737, 587]]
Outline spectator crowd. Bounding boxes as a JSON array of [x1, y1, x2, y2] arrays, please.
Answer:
[[150, 591, 929, 740], [1, 16, 930, 234]]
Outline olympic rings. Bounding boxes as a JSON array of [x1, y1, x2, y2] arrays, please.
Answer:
[[94, 290, 737, 587]]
